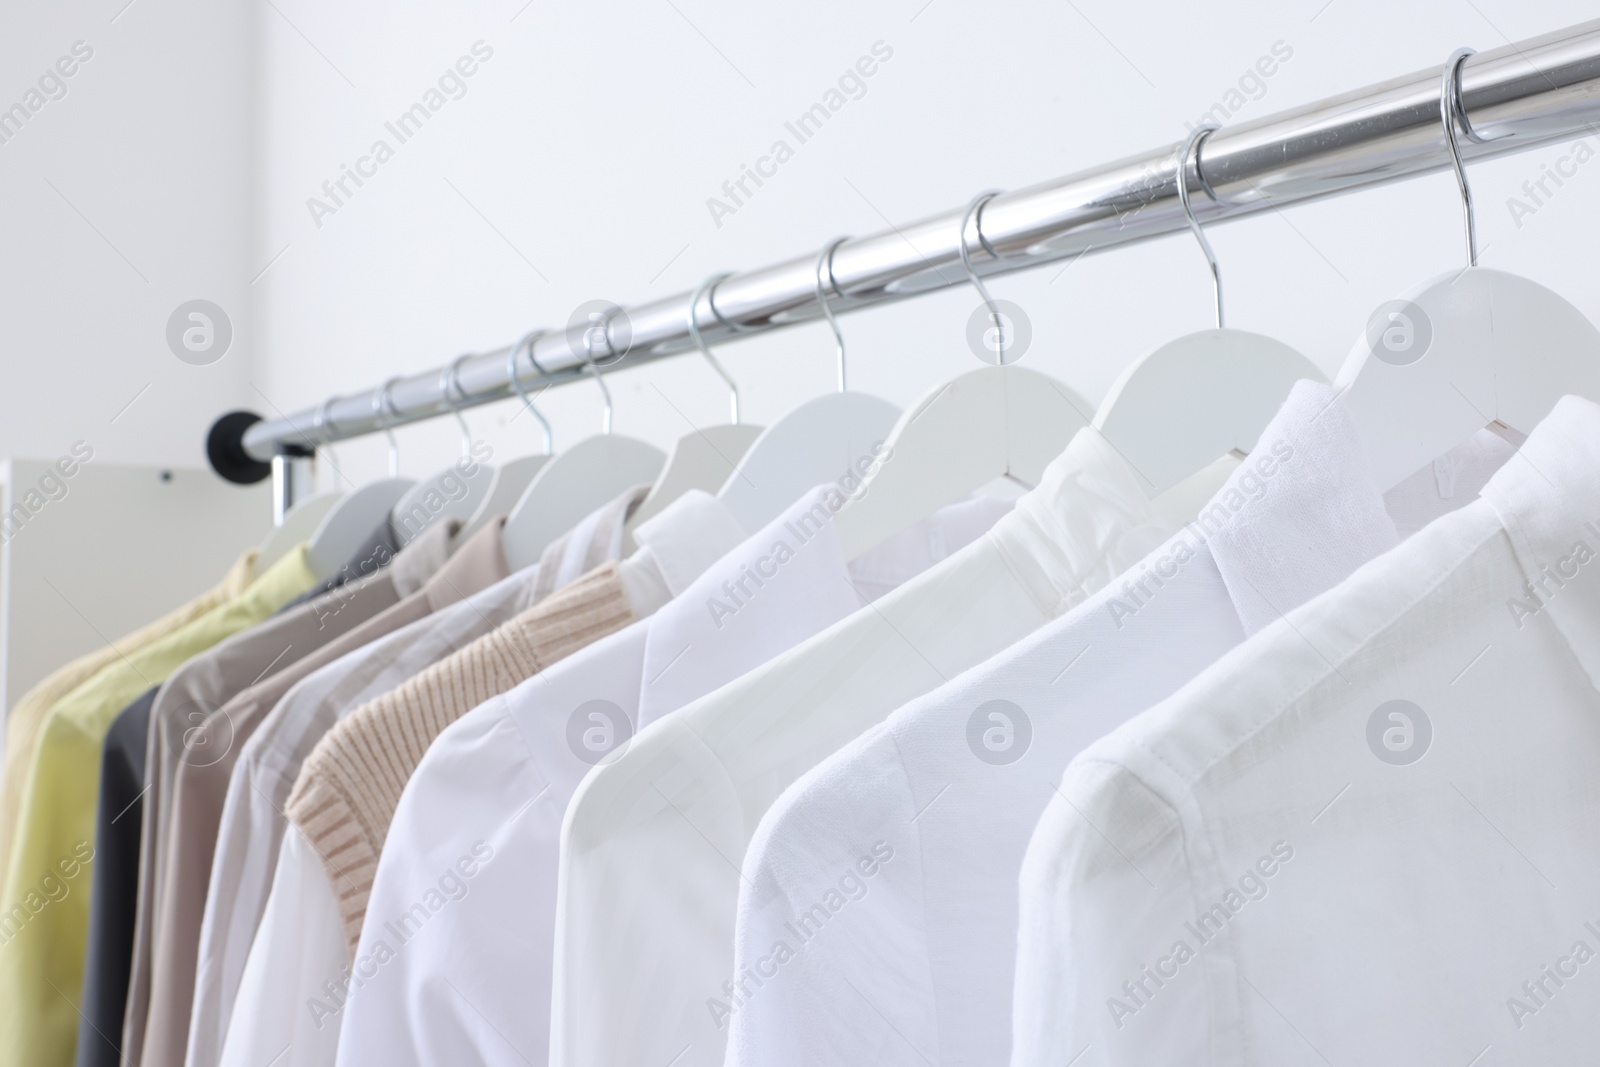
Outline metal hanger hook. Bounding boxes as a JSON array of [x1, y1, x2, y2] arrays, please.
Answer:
[[958, 190, 1011, 364], [313, 394, 339, 446], [814, 236, 851, 393], [373, 377, 402, 477], [1440, 47, 1480, 268], [1176, 124, 1224, 329], [440, 355, 474, 459], [507, 330, 554, 456], [689, 272, 743, 424], [584, 305, 623, 435], [310, 395, 338, 480]]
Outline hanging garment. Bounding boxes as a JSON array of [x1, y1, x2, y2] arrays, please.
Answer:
[[182, 503, 620, 1067], [217, 489, 740, 1067], [119, 520, 458, 1066], [127, 522, 456, 1067], [1012, 395, 1600, 1065], [721, 382, 1512, 1065], [0, 545, 317, 1067], [279, 516, 404, 611], [548, 426, 1239, 1067], [294, 485, 676, 955], [0, 550, 257, 890], [333, 490, 1011, 1067], [74, 688, 158, 1067], [178, 502, 608, 1067]]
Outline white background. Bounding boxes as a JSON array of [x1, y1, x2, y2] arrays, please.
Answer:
[[2, 0, 1598, 501]]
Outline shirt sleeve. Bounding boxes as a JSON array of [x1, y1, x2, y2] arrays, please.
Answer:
[[220, 833, 346, 1067], [727, 725, 933, 1066], [1012, 756, 1204, 1067], [552, 721, 744, 1067], [188, 735, 279, 1067], [333, 696, 547, 1067]]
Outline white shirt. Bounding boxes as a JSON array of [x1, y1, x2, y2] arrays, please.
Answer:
[[218, 491, 756, 1067], [549, 426, 1240, 1067], [1013, 395, 1600, 1066], [724, 383, 1511, 1065], [328, 488, 1009, 1067]]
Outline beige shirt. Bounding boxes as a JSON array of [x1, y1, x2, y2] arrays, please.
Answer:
[[120, 525, 451, 1065], [128, 521, 487, 1067]]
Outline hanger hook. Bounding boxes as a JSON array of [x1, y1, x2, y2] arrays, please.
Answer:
[[958, 190, 1012, 364], [372, 377, 401, 478], [814, 236, 850, 393], [1176, 124, 1224, 329], [1440, 47, 1479, 268], [309, 395, 338, 484], [439, 355, 475, 459], [314, 394, 339, 446], [583, 305, 622, 435], [688, 272, 742, 424], [507, 330, 555, 456]]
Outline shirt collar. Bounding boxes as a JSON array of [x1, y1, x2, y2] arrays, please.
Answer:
[[1480, 394, 1600, 687], [622, 491, 749, 616], [533, 485, 650, 600], [419, 517, 509, 612], [992, 424, 1239, 617], [636, 484, 855, 727], [1199, 381, 1404, 636], [388, 517, 457, 599]]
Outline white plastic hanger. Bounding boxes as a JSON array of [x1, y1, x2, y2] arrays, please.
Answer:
[[716, 236, 902, 534], [1092, 126, 1324, 497], [502, 306, 667, 572], [459, 331, 558, 542], [833, 201, 1095, 561], [388, 356, 497, 547], [306, 386, 414, 581], [1334, 48, 1600, 491], [625, 273, 764, 535], [257, 489, 341, 570]]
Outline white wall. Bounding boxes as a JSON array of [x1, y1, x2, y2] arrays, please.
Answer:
[[0, 0, 258, 471], [6, 0, 1600, 498]]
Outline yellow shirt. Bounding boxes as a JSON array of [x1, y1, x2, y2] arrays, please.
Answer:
[[0, 545, 315, 1067], [0, 551, 258, 884]]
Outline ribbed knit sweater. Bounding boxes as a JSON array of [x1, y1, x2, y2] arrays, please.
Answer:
[[286, 562, 635, 952]]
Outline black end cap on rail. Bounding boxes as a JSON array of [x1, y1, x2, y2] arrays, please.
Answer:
[[207, 410, 273, 484]]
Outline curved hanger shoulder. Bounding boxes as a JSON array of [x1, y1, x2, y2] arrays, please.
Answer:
[[502, 435, 666, 572], [1335, 267, 1600, 491], [389, 460, 497, 547], [1094, 328, 1323, 496], [258, 490, 341, 570], [833, 366, 1092, 561], [627, 424, 763, 534], [458, 453, 553, 543], [716, 391, 901, 533], [306, 477, 413, 580]]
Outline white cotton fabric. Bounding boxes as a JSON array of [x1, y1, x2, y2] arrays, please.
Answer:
[[723, 383, 1508, 1065], [548, 426, 1242, 1067], [217, 832, 346, 1066], [215, 492, 750, 1067], [615, 490, 751, 618], [327, 488, 1009, 1067], [1013, 395, 1600, 1066]]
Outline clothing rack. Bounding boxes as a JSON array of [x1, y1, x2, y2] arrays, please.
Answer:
[[212, 18, 1600, 505]]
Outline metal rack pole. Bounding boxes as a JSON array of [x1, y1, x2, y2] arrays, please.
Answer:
[[230, 18, 1600, 465]]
